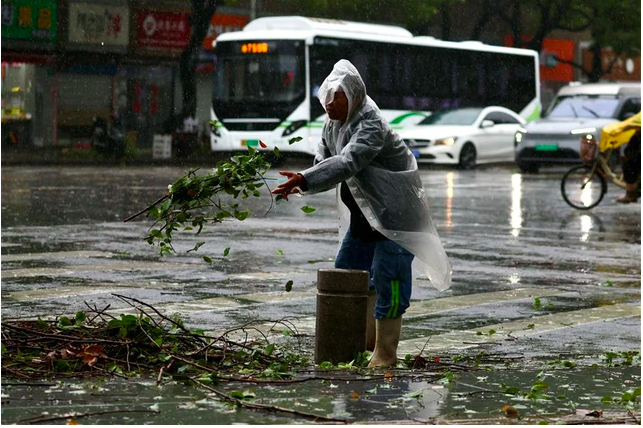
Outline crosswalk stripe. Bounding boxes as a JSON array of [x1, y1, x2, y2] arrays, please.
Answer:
[[110, 290, 318, 316], [397, 303, 640, 355], [3, 260, 187, 279], [2, 251, 111, 262], [208, 302, 640, 358], [404, 287, 563, 317]]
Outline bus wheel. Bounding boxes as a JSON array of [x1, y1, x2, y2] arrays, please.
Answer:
[[458, 143, 477, 170]]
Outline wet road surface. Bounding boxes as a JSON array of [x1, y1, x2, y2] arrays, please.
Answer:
[[1, 162, 640, 424]]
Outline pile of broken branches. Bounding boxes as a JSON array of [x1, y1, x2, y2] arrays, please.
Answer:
[[0, 294, 462, 422], [1, 294, 308, 383]]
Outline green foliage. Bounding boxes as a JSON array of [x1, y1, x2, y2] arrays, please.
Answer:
[[229, 389, 256, 400], [56, 311, 88, 329], [300, 205, 316, 214], [588, 0, 641, 56], [548, 359, 577, 369], [276, 0, 445, 30], [318, 361, 334, 369], [437, 370, 455, 384], [602, 387, 641, 410], [502, 380, 553, 401], [600, 350, 640, 367], [144, 147, 271, 257], [1, 302, 312, 383], [533, 297, 542, 310]]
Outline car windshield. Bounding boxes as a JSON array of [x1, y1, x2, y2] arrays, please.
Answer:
[[547, 95, 621, 119], [418, 108, 483, 125]]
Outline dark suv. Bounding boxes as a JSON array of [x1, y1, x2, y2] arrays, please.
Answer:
[[514, 83, 641, 173]]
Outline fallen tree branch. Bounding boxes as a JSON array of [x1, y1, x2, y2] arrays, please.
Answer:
[[7, 408, 160, 425], [190, 377, 350, 423]]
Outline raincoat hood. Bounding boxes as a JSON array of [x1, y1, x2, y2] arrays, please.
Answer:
[[301, 59, 452, 291], [317, 59, 367, 125]]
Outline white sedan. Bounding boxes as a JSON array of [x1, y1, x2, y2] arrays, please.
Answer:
[[399, 106, 526, 169]]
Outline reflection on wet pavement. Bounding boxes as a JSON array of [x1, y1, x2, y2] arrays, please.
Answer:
[[1, 164, 640, 423]]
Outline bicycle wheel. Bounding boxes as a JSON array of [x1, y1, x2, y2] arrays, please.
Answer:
[[561, 165, 607, 210]]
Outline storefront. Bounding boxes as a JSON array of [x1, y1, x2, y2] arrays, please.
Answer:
[[1, 0, 58, 148], [197, 13, 249, 132], [56, 1, 129, 146], [129, 7, 248, 148], [128, 7, 190, 147], [2, 0, 249, 150]]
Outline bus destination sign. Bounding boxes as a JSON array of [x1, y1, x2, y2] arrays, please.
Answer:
[[241, 42, 269, 54]]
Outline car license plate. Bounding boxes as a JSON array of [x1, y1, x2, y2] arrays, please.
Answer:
[[411, 149, 420, 158], [241, 140, 259, 147], [535, 144, 558, 151]]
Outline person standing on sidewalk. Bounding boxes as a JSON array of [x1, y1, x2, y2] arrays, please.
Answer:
[[271, 59, 451, 368]]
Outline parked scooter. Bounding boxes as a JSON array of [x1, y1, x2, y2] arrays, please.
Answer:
[[92, 115, 126, 158]]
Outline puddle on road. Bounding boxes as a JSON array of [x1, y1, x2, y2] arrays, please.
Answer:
[[2, 364, 639, 424]]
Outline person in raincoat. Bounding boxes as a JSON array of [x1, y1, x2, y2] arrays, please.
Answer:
[[601, 112, 641, 203], [272, 59, 451, 368]]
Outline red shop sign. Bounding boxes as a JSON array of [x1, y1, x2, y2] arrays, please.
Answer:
[[136, 11, 191, 50], [203, 14, 249, 50]]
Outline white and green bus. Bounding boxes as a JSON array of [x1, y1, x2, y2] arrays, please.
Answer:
[[210, 16, 540, 155]]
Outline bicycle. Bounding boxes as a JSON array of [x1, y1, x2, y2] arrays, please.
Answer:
[[560, 112, 641, 210]]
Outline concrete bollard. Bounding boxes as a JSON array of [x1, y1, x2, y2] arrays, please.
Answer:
[[315, 268, 370, 365]]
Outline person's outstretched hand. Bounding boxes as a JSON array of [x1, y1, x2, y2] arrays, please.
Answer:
[[271, 171, 305, 201]]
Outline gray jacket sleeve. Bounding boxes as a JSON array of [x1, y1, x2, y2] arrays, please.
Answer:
[[300, 115, 385, 193], [313, 137, 331, 166]]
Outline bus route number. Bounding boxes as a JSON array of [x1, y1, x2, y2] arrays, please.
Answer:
[[241, 43, 269, 54]]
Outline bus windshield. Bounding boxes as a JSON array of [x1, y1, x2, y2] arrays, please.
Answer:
[[547, 95, 620, 119], [213, 40, 305, 122]]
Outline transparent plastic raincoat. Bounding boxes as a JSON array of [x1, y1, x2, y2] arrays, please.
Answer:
[[300, 60, 452, 291]]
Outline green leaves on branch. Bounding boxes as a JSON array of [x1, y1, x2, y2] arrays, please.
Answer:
[[144, 148, 272, 257]]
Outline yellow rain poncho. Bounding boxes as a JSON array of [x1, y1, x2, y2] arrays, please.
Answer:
[[600, 111, 641, 152]]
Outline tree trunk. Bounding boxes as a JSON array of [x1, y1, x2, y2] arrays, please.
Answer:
[[510, 1, 522, 48], [179, 0, 219, 120], [470, 0, 493, 40], [439, 1, 452, 40], [588, 42, 603, 83]]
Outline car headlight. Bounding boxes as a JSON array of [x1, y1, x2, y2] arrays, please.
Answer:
[[514, 128, 527, 146], [570, 127, 597, 135], [434, 137, 457, 146]]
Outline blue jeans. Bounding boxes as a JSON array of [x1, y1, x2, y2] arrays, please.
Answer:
[[334, 228, 414, 319]]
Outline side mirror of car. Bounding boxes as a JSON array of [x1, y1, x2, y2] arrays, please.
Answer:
[[481, 120, 495, 128]]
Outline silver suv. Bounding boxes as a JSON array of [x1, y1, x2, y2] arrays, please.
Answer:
[[514, 82, 641, 173]]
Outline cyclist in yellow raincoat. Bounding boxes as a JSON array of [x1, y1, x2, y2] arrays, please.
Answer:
[[601, 112, 641, 203]]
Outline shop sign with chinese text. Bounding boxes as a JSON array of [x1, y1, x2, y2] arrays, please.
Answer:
[[1, 0, 57, 42], [68, 2, 129, 47], [135, 10, 191, 51]]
